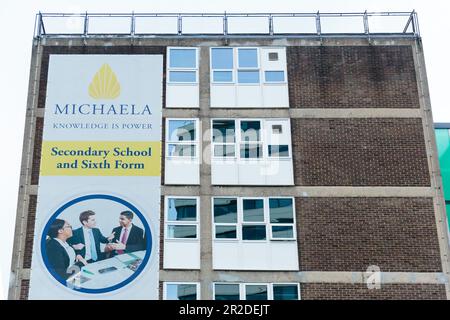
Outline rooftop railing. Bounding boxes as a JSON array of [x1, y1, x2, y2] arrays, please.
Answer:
[[34, 11, 420, 39]]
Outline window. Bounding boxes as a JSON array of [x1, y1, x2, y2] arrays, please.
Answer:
[[238, 48, 259, 84], [265, 71, 285, 82], [211, 47, 261, 84], [240, 120, 262, 159], [268, 145, 290, 157], [212, 119, 292, 161], [214, 284, 240, 300], [269, 198, 295, 240], [214, 283, 300, 300], [166, 119, 198, 157], [268, 52, 279, 61], [164, 283, 199, 300], [213, 197, 295, 241], [245, 284, 268, 300], [212, 120, 236, 158], [168, 48, 198, 83], [211, 48, 233, 83], [273, 284, 299, 300], [165, 197, 199, 240], [214, 198, 238, 240]]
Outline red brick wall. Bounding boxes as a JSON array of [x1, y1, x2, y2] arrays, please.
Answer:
[[301, 283, 446, 300], [23, 195, 37, 269], [291, 118, 430, 186], [30, 117, 43, 185], [20, 280, 30, 300], [287, 46, 420, 108], [296, 197, 442, 272]]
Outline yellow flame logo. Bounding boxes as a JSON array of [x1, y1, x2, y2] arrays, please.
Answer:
[[88, 64, 121, 99]]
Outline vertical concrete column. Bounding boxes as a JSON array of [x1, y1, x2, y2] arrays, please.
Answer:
[[198, 46, 214, 299], [413, 40, 450, 299], [8, 41, 42, 300]]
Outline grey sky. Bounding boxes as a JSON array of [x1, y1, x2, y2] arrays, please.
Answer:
[[1, 0, 449, 299]]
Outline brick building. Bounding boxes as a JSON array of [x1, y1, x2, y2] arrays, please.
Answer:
[[8, 11, 450, 300]]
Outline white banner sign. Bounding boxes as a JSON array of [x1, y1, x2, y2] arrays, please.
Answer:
[[29, 54, 163, 299]]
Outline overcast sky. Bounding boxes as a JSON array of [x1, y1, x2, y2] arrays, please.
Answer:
[[1, 0, 449, 299]]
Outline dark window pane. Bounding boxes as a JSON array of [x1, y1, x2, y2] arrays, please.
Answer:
[[170, 49, 196, 68], [269, 198, 294, 223], [245, 285, 268, 300], [214, 145, 235, 157], [167, 225, 197, 239], [215, 225, 237, 239], [240, 144, 262, 158], [238, 48, 258, 68], [237, 70, 260, 83], [273, 284, 298, 300], [168, 120, 196, 141], [213, 120, 235, 143], [242, 225, 266, 240], [212, 48, 233, 69], [243, 199, 264, 222], [168, 198, 197, 221], [214, 198, 238, 223], [169, 71, 196, 82], [215, 284, 240, 300], [166, 284, 197, 300], [168, 144, 196, 157], [241, 121, 261, 141], [268, 145, 289, 157], [272, 226, 294, 239]]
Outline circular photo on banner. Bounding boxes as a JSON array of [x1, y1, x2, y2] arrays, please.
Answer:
[[41, 194, 152, 294]]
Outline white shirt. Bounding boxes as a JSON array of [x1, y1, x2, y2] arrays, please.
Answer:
[[54, 238, 76, 271], [118, 224, 133, 246], [82, 227, 93, 261]]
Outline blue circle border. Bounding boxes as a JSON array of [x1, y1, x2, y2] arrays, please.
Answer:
[[41, 194, 152, 294]]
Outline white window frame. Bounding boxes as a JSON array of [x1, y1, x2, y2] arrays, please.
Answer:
[[211, 119, 293, 161], [165, 196, 200, 240], [212, 196, 239, 241], [261, 48, 288, 85], [167, 47, 199, 84], [210, 47, 235, 83], [211, 119, 237, 159], [268, 197, 297, 241], [210, 47, 261, 85], [213, 283, 300, 300], [239, 119, 264, 160], [271, 283, 301, 300], [236, 47, 261, 85], [212, 197, 296, 242], [165, 118, 199, 158], [241, 197, 267, 242], [163, 282, 200, 300]]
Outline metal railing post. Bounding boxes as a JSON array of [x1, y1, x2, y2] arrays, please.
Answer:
[[363, 10, 369, 35], [177, 14, 182, 35], [269, 14, 274, 36], [37, 12, 44, 37], [131, 11, 136, 36], [83, 12, 89, 36], [316, 11, 321, 36], [223, 11, 228, 36]]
